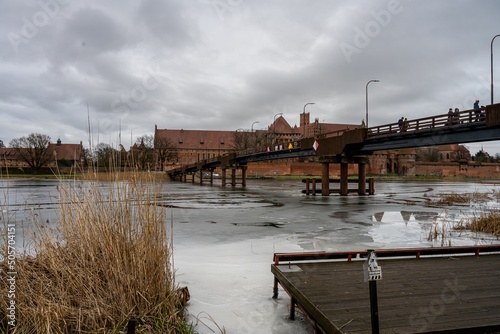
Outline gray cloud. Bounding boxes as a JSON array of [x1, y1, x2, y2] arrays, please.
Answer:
[[1, 0, 499, 154]]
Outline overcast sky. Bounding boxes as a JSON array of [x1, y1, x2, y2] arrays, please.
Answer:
[[1, 0, 500, 154]]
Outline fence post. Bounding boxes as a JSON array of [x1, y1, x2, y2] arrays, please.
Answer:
[[127, 319, 137, 334]]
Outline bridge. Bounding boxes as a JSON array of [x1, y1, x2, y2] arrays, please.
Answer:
[[167, 103, 500, 195]]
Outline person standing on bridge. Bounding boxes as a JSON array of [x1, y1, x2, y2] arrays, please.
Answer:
[[474, 100, 481, 122], [403, 118, 409, 132], [453, 108, 460, 125], [447, 108, 453, 126], [398, 117, 404, 132]]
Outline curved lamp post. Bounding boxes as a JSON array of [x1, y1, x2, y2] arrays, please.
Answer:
[[303, 102, 315, 114], [366, 80, 380, 128], [251, 121, 260, 132], [492, 35, 500, 105]]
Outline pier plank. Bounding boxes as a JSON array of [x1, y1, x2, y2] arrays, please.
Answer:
[[272, 253, 500, 333]]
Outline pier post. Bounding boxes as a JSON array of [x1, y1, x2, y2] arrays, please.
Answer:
[[340, 163, 348, 196], [358, 163, 366, 196], [210, 170, 214, 185], [231, 168, 236, 187], [221, 168, 226, 187], [312, 178, 317, 196], [241, 167, 247, 187], [199, 170, 203, 185], [369, 178, 375, 195], [305, 179, 310, 195], [321, 163, 330, 196], [290, 296, 296, 320], [191, 173, 195, 184], [183, 174, 186, 183]]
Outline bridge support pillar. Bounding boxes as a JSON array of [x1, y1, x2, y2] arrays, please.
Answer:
[[231, 168, 236, 187], [210, 170, 214, 185], [312, 178, 317, 196], [183, 174, 186, 183], [191, 173, 195, 184], [221, 168, 226, 187], [358, 163, 366, 196], [340, 163, 348, 196], [241, 168, 247, 187], [305, 179, 310, 195], [199, 170, 203, 185], [321, 163, 330, 196]]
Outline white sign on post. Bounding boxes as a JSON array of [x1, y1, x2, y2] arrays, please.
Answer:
[[363, 250, 382, 282]]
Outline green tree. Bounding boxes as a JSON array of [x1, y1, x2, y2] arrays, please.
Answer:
[[0, 139, 4, 148], [9, 133, 53, 174]]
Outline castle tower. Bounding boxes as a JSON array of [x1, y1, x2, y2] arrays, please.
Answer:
[[300, 112, 310, 128]]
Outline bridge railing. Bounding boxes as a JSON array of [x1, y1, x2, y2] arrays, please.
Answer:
[[367, 108, 486, 137]]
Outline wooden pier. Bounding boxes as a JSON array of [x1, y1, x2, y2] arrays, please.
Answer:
[[302, 178, 374, 196], [271, 246, 500, 334]]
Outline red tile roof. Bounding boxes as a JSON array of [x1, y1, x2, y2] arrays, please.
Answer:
[[155, 129, 235, 150]]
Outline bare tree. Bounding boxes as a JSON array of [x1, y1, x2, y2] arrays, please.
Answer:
[[135, 135, 155, 170], [415, 147, 439, 162], [9, 133, 53, 174], [154, 136, 178, 170], [232, 130, 272, 152], [0, 139, 4, 148], [94, 143, 119, 168], [454, 145, 471, 161]]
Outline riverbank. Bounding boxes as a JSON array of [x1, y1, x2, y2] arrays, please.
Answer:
[[0, 172, 193, 333]]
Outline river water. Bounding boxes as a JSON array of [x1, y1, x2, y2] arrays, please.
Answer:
[[2, 178, 500, 333]]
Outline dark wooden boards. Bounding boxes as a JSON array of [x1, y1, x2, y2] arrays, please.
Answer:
[[271, 254, 500, 333]]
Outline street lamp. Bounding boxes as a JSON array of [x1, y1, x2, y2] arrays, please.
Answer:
[[491, 35, 500, 105], [303, 102, 315, 136], [251, 121, 260, 132], [303, 102, 315, 114], [366, 80, 380, 128]]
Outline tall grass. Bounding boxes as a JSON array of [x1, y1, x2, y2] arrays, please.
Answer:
[[457, 209, 500, 237], [1, 171, 191, 333]]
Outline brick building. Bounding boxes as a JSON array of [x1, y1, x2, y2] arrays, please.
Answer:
[[0, 139, 85, 169], [154, 112, 359, 170], [154, 126, 235, 170]]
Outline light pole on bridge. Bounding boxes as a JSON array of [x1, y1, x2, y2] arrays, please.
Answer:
[[491, 35, 500, 105], [366, 80, 380, 128]]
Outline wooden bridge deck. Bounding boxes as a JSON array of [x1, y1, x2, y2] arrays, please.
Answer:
[[271, 248, 500, 334]]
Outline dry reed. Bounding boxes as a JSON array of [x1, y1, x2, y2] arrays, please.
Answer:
[[456, 209, 500, 237], [1, 171, 192, 333], [425, 191, 490, 206]]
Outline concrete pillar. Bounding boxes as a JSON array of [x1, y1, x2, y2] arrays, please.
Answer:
[[321, 163, 330, 196], [358, 163, 366, 196], [221, 168, 226, 187], [241, 168, 247, 187], [231, 168, 236, 187], [340, 163, 348, 196]]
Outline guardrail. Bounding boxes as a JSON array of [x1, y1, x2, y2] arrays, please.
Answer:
[[367, 108, 486, 137]]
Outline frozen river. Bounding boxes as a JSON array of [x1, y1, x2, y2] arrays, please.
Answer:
[[2, 178, 500, 333]]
